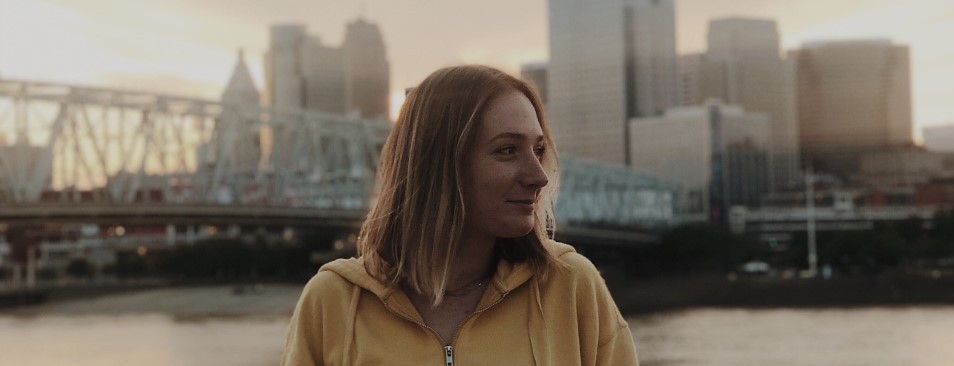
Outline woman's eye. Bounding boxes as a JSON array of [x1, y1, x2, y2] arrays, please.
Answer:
[[534, 146, 547, 158], [496, 146, 517, 155]]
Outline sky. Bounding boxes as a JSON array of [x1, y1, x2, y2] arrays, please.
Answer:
[[1, 0, 952, 141]]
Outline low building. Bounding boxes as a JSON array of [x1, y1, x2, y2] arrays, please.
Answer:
[[857, 148, 952, 186], [629, 101, 771, 222]]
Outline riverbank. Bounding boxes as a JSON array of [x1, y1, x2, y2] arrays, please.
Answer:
[[0, 279, 170, 309], [605, 271, 954, 315], [5, 272, 954, 317], [6, 284, 302, 317]]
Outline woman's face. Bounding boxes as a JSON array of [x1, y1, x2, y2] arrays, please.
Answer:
[[461, 90, 550, 241]]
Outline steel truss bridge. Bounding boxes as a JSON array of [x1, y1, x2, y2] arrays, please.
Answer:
[[0, 79, 677, 247]]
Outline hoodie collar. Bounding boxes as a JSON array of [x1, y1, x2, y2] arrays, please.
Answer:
[[320, 240, 576, 296], [318, 240, 577, 317]]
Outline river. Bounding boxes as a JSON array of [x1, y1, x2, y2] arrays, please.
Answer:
[[629, 307, 954, 366], [3, 304, 953, 365]]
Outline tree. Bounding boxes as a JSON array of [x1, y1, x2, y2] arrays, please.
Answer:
[[654, 223, 758, 273]]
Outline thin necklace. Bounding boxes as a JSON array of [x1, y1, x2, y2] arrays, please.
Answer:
[[444, 276, 490, 297]]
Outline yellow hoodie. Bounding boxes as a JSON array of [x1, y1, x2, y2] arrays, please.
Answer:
[[281, 240, 639, 365]]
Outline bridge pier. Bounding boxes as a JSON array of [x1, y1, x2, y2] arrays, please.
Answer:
[[4, 224, 43, 289], [186, 225, 196, 244], [166, 224, 176, 246], [26, 246, 36, 289]]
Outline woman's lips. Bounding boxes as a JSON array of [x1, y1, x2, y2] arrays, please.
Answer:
[[507, 200, 535, 214]]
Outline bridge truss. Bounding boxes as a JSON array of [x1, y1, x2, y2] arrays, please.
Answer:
[[0, 79, 388, 210], [0, 79, 678, 239]]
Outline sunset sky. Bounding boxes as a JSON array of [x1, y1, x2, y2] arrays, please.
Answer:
[[1, 0, 952, 140]]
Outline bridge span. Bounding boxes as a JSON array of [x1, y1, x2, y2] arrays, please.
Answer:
[[0, 78, 680, 249]]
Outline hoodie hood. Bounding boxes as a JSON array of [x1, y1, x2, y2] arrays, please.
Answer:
[[318, 257, 389, 298]]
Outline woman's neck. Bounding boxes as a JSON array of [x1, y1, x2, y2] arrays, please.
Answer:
[[448, 233, 497, 290]]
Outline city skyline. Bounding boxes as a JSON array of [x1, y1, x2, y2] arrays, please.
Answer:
[[1, 0, 953, 138], [263, 21, 390, 120]]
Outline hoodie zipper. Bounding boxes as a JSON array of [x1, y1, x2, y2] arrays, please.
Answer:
[[444, 346, 454, 365], [382, 289, 511, 366], [444, 290, 511, 365]]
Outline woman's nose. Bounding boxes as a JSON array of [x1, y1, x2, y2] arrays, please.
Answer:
[[521, 156, 549, 189]]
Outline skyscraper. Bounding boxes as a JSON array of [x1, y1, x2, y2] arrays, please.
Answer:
[[214, 50, 263, 174], [677, 53, 704, 106], [548, 0, 678, 165], [301, 36, 346, 114], [520, 62, 548, 104], [628, 0, 679, 118], [264, 20, 390, 121], [223, 50, 261, 107], [265, 25, 306, 110], [343, 18, 390, 121], [701, 17, 800, 190], [789, 40, 912, 177]]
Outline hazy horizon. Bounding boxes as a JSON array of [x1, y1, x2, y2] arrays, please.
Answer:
[[1, 0, 951, 140]]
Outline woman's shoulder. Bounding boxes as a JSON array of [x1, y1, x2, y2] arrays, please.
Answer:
[[543, 240, 629, 335], [300, 257, 363, 296], [544, 240, 604, 284], [302, 256, 391, 299]]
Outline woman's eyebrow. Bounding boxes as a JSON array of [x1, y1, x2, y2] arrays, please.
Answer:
[[488, 132, 545, 143]]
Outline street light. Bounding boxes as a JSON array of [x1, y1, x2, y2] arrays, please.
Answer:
[[805, 162, 818, 278]]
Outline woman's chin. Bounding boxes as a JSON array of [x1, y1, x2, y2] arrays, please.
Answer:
[[493, 222, 535, 239]]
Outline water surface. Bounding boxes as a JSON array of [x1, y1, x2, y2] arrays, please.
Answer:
[[630, 307, 954, 366], [3, 306, 954, 365]]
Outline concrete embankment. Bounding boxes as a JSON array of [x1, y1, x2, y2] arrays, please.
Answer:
[[0, 280, 170, 309], [6, 284, 304, 317], [606, 273, 954, 315], [6, 273, 954, 318]]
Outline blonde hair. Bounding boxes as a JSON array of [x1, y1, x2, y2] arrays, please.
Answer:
[[358, 65, 561, 305]]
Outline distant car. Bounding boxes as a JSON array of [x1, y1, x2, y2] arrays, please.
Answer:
[[741, 260, 770, 274]]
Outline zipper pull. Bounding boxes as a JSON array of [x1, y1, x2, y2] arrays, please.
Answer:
[[444, 345, 453, 366]]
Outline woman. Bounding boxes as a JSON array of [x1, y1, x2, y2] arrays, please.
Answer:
[[281, 65, 639, 365]]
